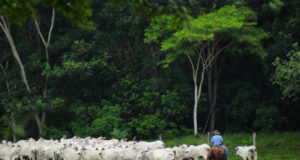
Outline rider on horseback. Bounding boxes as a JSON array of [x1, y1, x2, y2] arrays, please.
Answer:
[[211, 130, 228, 160]]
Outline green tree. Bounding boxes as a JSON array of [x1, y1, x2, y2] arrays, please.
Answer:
[[0, 0, 94, 95], [145, 5, 267, 135], [0, 0, 93, 137], [272, 43, 300, 100]]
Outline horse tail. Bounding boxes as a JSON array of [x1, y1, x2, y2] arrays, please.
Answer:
[[206, 146, 226, 160], [207, 149, 214, 160]]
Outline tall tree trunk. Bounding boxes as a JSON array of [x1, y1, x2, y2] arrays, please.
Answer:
[[149, 44, 157, 77], [188, 53, 206, 136], [34, 112, 46, 136], [33, 9, 55, 137], [208, 57, 220, 132], [204, 38, 228, 133], [0, 16, 31, 94], [187, 35, 233, 135], [207, 65, 213, 132], [193, 85, 199, 135], [11, 113, 16, 142], [208, 63, 218, 132]]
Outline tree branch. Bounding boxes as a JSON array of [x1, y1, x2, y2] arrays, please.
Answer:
[[187, 54, 196, 77], [0, 16, 9, 35], [47, 9, 55, 46], [207, 42, 235, 67], [34, 18, 47, 46]]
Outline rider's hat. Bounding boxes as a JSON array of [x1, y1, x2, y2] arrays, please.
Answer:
[[213, 130, 220, 135]]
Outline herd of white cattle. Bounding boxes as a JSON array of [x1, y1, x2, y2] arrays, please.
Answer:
[[0, 136, 257, 160]]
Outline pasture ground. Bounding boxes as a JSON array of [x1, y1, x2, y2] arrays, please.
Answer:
[[164, 132, 300, 160]]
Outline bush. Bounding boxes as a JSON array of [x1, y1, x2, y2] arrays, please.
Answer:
[[41, 125, 70, 139]]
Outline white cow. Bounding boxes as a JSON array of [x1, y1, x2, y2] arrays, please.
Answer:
[[186, 144, 210, 160], [0, 144, 20, 160], [57, 146, 82, 160], [134, 140, 164, 151], [40, 144, 56, 160], [140, 148, 175, 160], [100, 147, 122, 160], [79, 146, 101, 160], [172, 144, 189, 160], [235, 145, 257, 160], [118, 146, 143, 160]]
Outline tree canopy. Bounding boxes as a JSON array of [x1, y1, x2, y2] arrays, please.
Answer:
[[272, 43, 300, 100], [0, 0, 93, 29]]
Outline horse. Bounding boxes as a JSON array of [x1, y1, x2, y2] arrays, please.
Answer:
[[206, 146, 226, 160]]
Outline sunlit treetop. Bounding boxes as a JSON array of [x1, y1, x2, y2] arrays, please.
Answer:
[[145, 5, 268, 64], [146, 5, 259, 43]]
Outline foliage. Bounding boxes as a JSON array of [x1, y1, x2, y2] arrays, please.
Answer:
[[68, 101, 99, 137], [1, 0, 300, 140], [110, 128, 128, 140], [145, 5, 267, 67], [0, 112, 29, 139], [254, 104, 285, 131], [91, 102, 124, 138], [272, 43, 300, 100], [106, 75, 190, 139], [0, 0, 94, 29], [40, 125, 70, 139], [224, 81, 260, 131], [110, 0, 191, 20], [129, 113, 166, 139]]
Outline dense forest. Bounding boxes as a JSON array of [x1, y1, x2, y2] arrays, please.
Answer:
[[0, 0, 299, 141]]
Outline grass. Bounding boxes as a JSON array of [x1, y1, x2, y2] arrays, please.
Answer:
[[163, 132, 300, 160]]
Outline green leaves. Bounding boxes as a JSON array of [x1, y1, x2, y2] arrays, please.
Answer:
[[130, 113, 166, 139], [269, 0, 284, 12], [51, 40, 113, 79], [111, 0, 191, 21], [0, 0, 94, 29], [272, 43, 300, 100], [46, 0, 94, 30], [144, 14, 180, 43], [145, 5, 267, 66], [169, 5, 257, 45], [229, 25, 269, 58], [91, 104, 123, 137], [0, 0, 38, 25]]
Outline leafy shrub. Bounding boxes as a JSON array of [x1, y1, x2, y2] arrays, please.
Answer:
[[254, 104, 285, 130], [91, 103, 123, 138], [41, 125, 70, 139], [110, 128, 128, 140]]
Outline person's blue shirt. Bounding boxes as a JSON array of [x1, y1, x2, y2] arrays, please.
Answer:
[[211, 134, 223, 146]]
